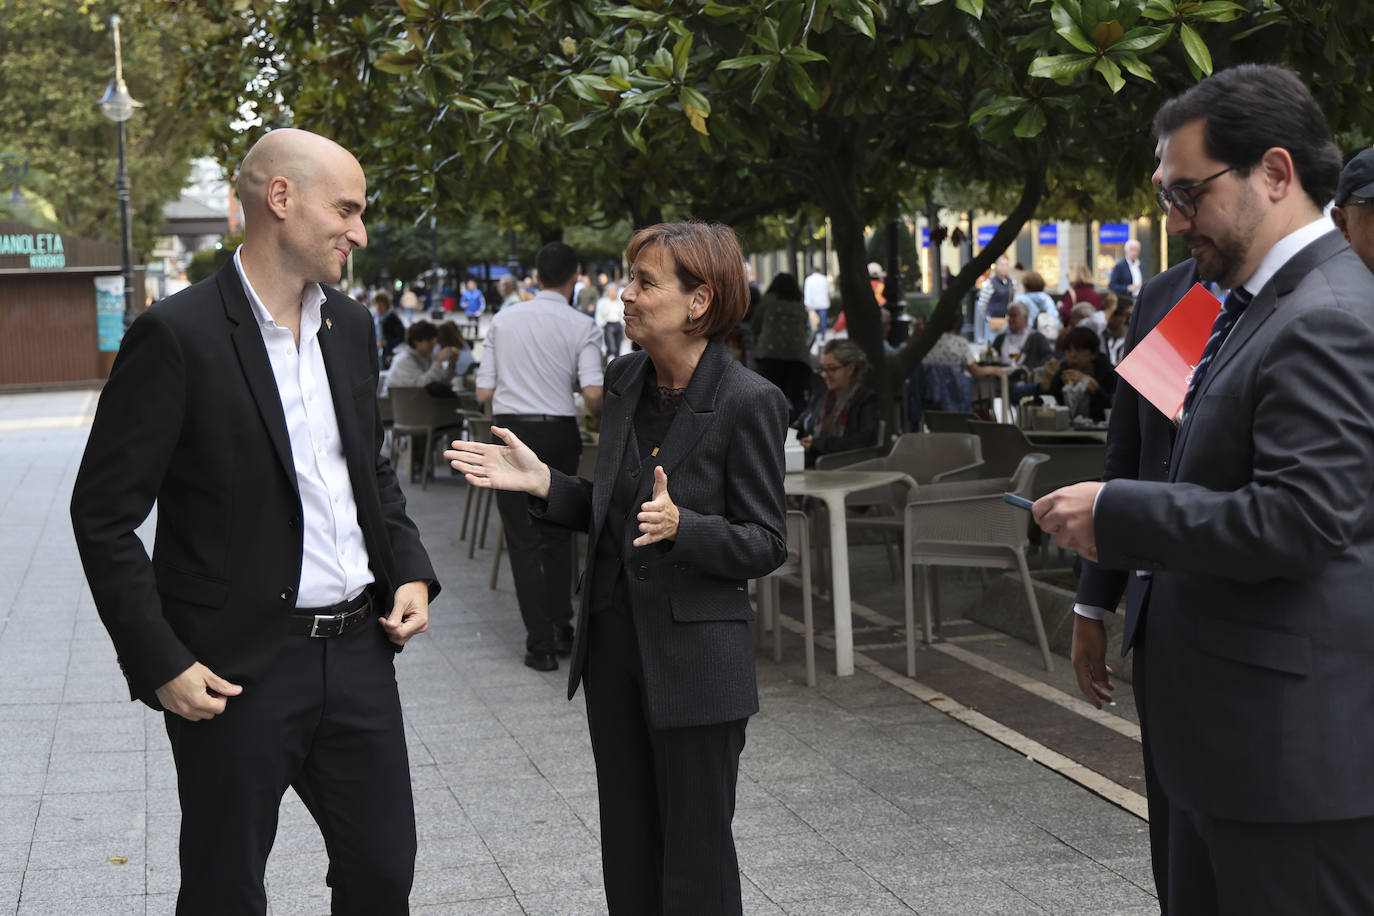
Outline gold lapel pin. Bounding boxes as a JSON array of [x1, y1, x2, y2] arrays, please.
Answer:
[[325, 318, 333, 330]]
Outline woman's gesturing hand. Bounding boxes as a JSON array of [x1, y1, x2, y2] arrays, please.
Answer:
[[634, 466, 680, 546], [444, 425, 551, 499]]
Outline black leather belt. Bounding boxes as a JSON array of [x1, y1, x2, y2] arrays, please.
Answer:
[[492, 414, 577, 423], [290, 590, 372, 638]]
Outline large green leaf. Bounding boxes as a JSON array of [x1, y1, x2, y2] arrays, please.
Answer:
[[956, 0, 985, 19], [1028, 52, 1097, 80], [1179, 22, 1212, 75], [1142, 0, 1176, 21], [1051, 3, 1097, 53], [1108, 26, 1170, 53], [1013, 105, 1048, 137], [1188, 1, 1245, 23], [1094, 56, 1124, 93], [968, 96, 1026, 123]]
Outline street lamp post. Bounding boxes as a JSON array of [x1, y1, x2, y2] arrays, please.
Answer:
[[95, 13, 142, 330]]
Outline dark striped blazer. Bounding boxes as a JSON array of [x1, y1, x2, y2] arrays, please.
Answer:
[[537, 340, 788, 728]]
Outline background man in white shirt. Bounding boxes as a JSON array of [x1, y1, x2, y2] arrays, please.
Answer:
[[70, 129, 438, 913], [476, 242, 604, 670], [803, 264, 831, 341], [1108, 238, 1144, 298]]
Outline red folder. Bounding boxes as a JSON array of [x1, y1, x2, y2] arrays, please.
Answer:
[[1115, 283, 1221, 424]]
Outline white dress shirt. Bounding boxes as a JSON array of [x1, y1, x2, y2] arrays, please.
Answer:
[[475, 289, 604, 416], [1074, 215, 1336, 622], [233, 248, 373, 609], [803, 272, 831, 311]]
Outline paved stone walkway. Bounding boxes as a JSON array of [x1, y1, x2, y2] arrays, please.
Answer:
[[0, 390, 1156, 915]]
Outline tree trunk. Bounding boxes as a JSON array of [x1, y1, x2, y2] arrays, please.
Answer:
[[814, 133, 886, 411], [894, 164, 1048, 380]]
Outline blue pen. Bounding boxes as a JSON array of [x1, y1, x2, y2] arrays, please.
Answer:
[[1002, 492, 1034, 511]]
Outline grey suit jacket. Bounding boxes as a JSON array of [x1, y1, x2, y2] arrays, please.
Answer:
[[536, 341, 788, 729], [1095, 231, 1374, 822]]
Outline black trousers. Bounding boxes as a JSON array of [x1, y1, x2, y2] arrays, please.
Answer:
[[164, 611, 414, 915], [1134, 627, 1170, 912], [1167, 805, 1374, 915], [493, 415, 581, 654], [584, 601, 748, 915]]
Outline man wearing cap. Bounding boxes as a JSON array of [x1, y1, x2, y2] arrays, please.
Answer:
[[1333, 148, 1374, 274]]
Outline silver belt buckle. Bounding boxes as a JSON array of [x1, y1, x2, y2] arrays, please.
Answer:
[[310, 613, 335, 638]]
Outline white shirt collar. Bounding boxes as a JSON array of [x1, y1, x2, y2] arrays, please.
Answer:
[[531, 288, 570, 307], [233, 246, 327, 336], [1238, 215, 1335, 298]]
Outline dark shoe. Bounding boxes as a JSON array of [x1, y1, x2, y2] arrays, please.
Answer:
[[553, 626, 575, 657], [524, 651, 558, 672]]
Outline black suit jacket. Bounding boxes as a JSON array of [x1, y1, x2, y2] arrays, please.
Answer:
[[1096, 232, 1374, 822], [1075, 260, 1197, 651], [1108, 257, 1139, 299], [536, 341, 788, 729], [71, 261, 438, 708]]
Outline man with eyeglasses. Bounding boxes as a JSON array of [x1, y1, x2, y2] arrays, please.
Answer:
[[1035, 65, 1374, 913], [1333, 148, 1374, 275]]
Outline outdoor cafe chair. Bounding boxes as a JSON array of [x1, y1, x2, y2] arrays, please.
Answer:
[[901, 452, 1054, 677], [387, 387, 463, 491], [966, 420, 1106, 495], [809, 432, 987, 582]]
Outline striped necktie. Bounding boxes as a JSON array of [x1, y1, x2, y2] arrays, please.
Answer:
[[1183, 286, 1254, 418]]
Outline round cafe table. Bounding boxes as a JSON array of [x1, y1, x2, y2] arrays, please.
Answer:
[[783, 469, 917, 676]]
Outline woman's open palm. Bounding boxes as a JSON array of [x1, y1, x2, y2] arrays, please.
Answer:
[[444, 426, 550, 498]]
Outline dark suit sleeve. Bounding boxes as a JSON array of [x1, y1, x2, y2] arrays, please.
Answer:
[[1075, 282, 1155, 610], [1098, 307, 1374, 581], [671, 383, 788, 580], [1108, 260, 1132, 298], [534, 468, 595, 532], [70, 311, 198, 698]]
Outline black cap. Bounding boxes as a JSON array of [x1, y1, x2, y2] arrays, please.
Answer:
[[1336, 148, 1374, 207]]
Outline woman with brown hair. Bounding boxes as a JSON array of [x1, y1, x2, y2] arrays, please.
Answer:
[[1059, 262, 1103, 323], [446, 222, 787, 915]]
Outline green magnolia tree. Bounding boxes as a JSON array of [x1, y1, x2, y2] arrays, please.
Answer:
[[0, 1, 215, 251], [176, 0, 1374, 393]]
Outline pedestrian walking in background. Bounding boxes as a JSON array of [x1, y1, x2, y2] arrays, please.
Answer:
[[475, 242, 604, 671], [595, 282, 625, 357], [803, 264, 831, 340]]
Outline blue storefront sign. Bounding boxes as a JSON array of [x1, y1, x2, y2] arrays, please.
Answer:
[[1099, 222, 1130, 245], [94, 276, 125, 352], [1037, 224, 1058, 246], [976, 225, 998, 247]]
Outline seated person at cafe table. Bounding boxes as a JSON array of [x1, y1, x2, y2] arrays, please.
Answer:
[[385, 319, 462, 394], [991, 301, 1053, 378], [798, 339, 881, 467], [1035, 326, 1116, 422]]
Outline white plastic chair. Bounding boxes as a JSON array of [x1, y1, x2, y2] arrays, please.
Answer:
[[901, 453, 1053, 677]]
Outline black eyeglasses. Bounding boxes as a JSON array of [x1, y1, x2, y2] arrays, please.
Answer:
[[1154, 166, 1238, 219], [1340, 196, 1374, 208]]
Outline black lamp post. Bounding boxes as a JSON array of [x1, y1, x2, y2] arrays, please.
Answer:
[[95, 13, 142, 330]]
